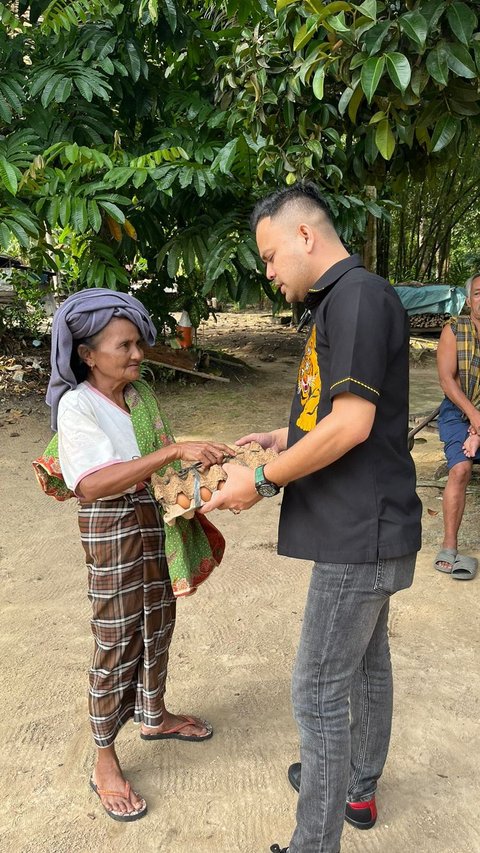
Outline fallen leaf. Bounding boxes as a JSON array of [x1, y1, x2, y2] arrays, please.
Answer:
[[427, 508, 439, 516]]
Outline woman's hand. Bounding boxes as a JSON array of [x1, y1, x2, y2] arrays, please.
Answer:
[[175, 440, 233, 469], [235, 428, 288, 454]]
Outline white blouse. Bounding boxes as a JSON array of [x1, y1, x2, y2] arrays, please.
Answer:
[[57, 381, 142, 498]]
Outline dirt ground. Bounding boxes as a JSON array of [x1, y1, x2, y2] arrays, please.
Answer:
[[1, 312, 479, 853]]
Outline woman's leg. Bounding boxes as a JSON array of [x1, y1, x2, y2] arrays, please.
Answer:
[[79, 497, 150, 813], [134, 492, 211, 738], [92, 743, 145, 816]]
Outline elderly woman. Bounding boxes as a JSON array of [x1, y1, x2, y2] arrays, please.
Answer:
[[41, 288, 230, 822]]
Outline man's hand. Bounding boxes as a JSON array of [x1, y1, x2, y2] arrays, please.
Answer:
[[198, 462, 262, 514], [235, 427, 288, 454], [469, 409, 480, 435]]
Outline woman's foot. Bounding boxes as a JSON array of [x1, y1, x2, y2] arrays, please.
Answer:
[[140, 709, 213, 741], [93, 747, 146, 818]]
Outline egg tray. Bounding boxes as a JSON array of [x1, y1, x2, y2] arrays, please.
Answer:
[[151, 441, 278, 525]]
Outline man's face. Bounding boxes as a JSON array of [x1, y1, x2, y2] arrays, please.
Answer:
[[255, 216, 315, 303], [468, 276, 480, 321]]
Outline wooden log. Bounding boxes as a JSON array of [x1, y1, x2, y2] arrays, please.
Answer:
[[143, 357, 230, 383]]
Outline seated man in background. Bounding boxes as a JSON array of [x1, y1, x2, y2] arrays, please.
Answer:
[[435, 272, 480, 579]]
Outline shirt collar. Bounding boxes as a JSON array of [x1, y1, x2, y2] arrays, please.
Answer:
[[304, 254, 365, 308]]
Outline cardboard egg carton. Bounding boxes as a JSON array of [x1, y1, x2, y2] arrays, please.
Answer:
[[152, 441, 277, 525]]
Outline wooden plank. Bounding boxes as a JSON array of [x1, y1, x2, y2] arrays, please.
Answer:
[[143, 357, 230, 383]]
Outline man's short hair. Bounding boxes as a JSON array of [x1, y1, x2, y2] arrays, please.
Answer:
[[250, 182, 332, 232], [466, 272, 480, 298]]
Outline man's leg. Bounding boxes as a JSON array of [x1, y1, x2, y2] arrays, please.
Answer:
[[441, 460, 472, 561], [289, 560, 394, 853], [348, 597, 392, 804]]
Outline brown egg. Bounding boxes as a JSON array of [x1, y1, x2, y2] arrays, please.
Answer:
[[200, 486, 212, 501], [176, 492, 191, 509]]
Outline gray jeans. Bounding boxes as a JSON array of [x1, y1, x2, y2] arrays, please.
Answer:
[[289, 553, 416, 853]]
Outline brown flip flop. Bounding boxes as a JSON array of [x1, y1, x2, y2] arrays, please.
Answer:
[[89, 778, 147, 821], [140, 714, 213, 742]]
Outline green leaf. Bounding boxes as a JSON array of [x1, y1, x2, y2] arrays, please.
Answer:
[[354, 0, 376, 19], [57, 196, 69, 228], [293, 19, 319, 52], [212, 139, 238, 173], [308, 1, 351, 19], [98, 200, 126, 223], [446, 2, 477, 46], [444, 43, 477, 79], [426, 46, 449, 85], [360, 56, 385, 104], [48, 196, 60, 226], [338, 85, 353, 116], [399, 11, 428, 48], [74, 76, 93, 101], [132, 168, 148, 188], [375, 117, 395, 160], [431, 115, 460, 152], [126, 41, 141, 82], [363, 20, 391, 55], [88, 199, 102, 232], [167, 243, 180, 278], [385, 53, 411, 93], [0, 80, 23, 115], [348, 83, 364, 122], [312, 64, 325, 100], [30, 68, 58, 98], [71, 196, 88, 232], [162, 0, 177, 32], [276, 0, 300, 10], [369, 110, 386, 124], [0, 222, 11, 249], [54, 76, 73, 103], [0, 155, 18, 194], [41, 74, 64, 107], [0, 93, 12, 123], [411, 66, 430, 97], [4, 218, 29, 246], [237, 241, 258, 271], [193, 170, 206, 196]]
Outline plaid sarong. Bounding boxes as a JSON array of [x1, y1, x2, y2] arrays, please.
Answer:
[[78, 488, 176, 747], [450, 317, 480, 408]]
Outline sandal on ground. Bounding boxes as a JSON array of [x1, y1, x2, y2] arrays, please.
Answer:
[[89, 778, 147, 822], [451, 554, 478, 581], [433, 548, 457, 573], [140, 714, 213, 742]]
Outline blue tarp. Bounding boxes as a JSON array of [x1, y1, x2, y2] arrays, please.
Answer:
[[394, 285, 466, 317]]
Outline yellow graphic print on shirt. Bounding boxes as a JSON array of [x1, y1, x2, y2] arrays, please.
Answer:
[[296, 325, 321, 432]]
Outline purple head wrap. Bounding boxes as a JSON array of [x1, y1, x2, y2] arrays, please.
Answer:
[[46, 288, 157, 430]]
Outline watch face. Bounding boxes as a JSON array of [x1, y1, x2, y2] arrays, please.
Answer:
[[258, 482, 279, 498]]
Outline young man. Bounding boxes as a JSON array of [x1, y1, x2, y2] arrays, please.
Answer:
[[201, 183, 422, 853], [434, 272, 480, 579]]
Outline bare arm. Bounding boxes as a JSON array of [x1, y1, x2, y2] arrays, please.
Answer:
[[78, 440, 232, 501], [263, 393, 375, 486], [200, 393, 376, 513], [437, 325, 480, 432]]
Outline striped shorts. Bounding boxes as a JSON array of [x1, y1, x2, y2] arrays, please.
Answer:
[[78, 489, 176, 748]]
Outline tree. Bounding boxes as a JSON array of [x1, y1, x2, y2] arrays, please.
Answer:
[[0, 0, 478, 328]]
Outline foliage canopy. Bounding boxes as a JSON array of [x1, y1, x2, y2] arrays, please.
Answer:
[[0, 0, 478, 324]]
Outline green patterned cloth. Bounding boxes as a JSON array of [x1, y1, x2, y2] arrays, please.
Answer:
[[33, 379, 224, 597], [450, 317, 480, 408]]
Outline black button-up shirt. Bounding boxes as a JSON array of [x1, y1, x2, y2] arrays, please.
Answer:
[[278, 255, 422, 563]]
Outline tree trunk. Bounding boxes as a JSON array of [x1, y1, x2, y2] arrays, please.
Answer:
[[362, 186, 377, 272]]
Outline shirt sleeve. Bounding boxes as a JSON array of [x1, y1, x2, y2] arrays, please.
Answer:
[[324, 279, 393, 405], [57, 397, 122, 493]]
